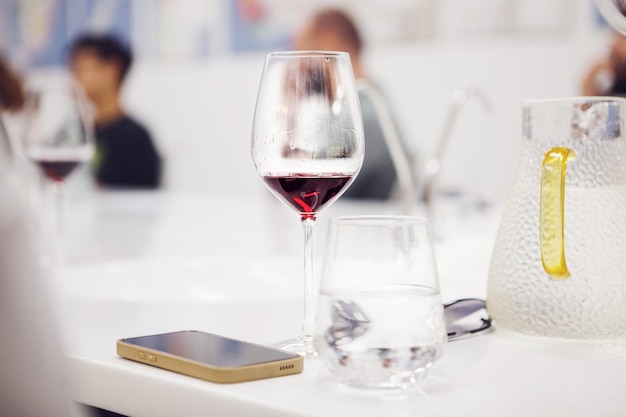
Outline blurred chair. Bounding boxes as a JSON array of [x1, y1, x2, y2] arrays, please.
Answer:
[[357, 81, 417, 214]]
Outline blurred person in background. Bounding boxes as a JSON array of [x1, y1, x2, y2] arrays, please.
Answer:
[[294, 8, 415, 201], [69, 34, 162, 189], [0, 55, 25, 111], [0, 55, 26, 155], [582, 32, 626, 96]]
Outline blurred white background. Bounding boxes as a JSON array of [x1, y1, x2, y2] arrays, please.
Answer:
[[4, 0, 614, 205]]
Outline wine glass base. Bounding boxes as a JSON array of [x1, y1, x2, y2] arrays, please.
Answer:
[[274, 336, 318, 358]]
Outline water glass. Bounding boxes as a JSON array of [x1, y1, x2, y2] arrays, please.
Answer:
[[315, 216, 446, 389]]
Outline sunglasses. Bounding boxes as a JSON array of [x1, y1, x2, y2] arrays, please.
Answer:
[[326, 297, 492, 345], [444, 298, 492, 341]]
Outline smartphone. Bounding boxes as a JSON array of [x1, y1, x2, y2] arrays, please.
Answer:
[[117, 330, 303, 383]]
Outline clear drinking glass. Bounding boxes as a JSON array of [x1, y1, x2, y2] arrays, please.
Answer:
[[315, 216, 446, 389], [21, 85, 94, 264], [251, 51, 364, 357]]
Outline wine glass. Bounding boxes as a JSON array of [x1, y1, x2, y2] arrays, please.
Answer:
[[21, 85, 94, 264], [251, 51, 364, 357]]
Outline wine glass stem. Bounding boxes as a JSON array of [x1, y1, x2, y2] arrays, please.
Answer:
[[300, 217, 316, 343], [50, 181, 65, 264]]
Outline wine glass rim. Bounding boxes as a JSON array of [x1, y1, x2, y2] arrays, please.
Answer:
[[267, 50, 349, 58], [330, 215, 432, 226]]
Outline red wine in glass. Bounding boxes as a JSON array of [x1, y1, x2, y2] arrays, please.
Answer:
[[26, 146, 91, 183], [34, 160, 80, 183], [263, 174, 354, 220]]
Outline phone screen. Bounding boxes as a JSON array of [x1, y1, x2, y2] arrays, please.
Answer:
[[121, 331, 298, 368]]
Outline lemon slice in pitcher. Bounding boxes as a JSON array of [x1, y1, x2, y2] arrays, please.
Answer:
[[540, 147, 575, 279]]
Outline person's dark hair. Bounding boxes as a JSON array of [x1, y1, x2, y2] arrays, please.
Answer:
[[310, 9, 363, 56], [69, 33, 133, 84], [0, 55, 25, 111]]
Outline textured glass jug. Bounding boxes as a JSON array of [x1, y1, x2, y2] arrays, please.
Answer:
[[488, 97, 626, 339]]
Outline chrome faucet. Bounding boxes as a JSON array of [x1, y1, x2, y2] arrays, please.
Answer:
[[419, 85, 491, 216]]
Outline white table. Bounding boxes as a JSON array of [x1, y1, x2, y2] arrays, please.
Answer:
[[51, 191, 626, 417]]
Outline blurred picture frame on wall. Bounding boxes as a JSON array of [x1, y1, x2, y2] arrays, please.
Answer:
[[0, 0, 481, 70], [0, 0, 132, 68], [0, 0, 439, 69]]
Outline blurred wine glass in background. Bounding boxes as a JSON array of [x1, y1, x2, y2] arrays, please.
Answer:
[[20, 85, 94, 265]]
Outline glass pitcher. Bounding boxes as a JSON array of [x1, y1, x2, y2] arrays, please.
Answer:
[[488, 97, 626, 339]]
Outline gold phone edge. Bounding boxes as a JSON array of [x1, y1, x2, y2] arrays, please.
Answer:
[[116, 339, 304, 384]]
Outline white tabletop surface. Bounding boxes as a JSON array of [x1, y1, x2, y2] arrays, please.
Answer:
[[49, 190, 626, 417]]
